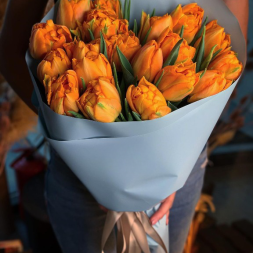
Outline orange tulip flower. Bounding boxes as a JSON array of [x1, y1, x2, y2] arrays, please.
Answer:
[[157, 28, 196, 64], [194, 20, 231, 58], [208, 50, 243, 81], [79, 8, 128, 42], [108, 31, 141, 70], [57, 0, 91, 29], [138, 11, 173, 42], [171, 3, 204, 44], [63, 39, 88, 60], [131, 40, 163, 82], [29, 19, 72, 60], [138, 12, 173, 43], [77, 76, 121, 122], [37, 48, 71, 83], [188, 69, 232, 103], [72, 50, 113, 90], [44, 70, 79, 116], [93, 0, 122, 18], [154, 62, 200, 102], [126, 76, 171, 120]]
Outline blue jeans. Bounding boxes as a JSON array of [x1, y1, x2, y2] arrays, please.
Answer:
[[45, 148, 206, 253]]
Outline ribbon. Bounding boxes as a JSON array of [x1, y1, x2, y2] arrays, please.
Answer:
[[101, 211, 168, 253]]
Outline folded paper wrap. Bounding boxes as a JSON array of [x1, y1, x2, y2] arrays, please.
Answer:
[[26, 0, 246, 213]]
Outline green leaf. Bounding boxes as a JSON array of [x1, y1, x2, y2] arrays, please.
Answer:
[[124, 0, 128, 20], [155, 70, 164, 87], [167, 102, 178, 111], [124, 98, 133, 121], [68, 111, 85, 119], [116, 46, 135, 87], [100, 32, 108, 59], [116, 46, 134, 75], [70, 28, 81, 40], [81, 78, 86, 93], [163, 39, 183, 67], [112, 62, 122, 101], [179, 25, 184, 38], [193, 43, 200, 63], [211, 48, 222, 61], [118, 0, 122, 9], [196, 26, 206, 73], [119, 113, 126, 121], [141, 25, 152, 46], [133, 19, 138, 36], [88, 29, 95, 41], [190, 16, 208, 46], [133, 76, 138, 87], [151, 8, 156, 17], [132, 111, 142, 121], [200, 68, 207, 79], [171, 101, 182, 107], [127, 0, 131, 21], [127, 112, 133, 121], [200, 44, 217, 71], [115, 117, 122, 122], [120, 79, 126, 101]]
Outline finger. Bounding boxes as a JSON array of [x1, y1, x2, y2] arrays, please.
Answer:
[[150, 202, 172, 225], [166, 211, 170, 225], [99, 205, 108, 213], [150, 193, 176, 225]]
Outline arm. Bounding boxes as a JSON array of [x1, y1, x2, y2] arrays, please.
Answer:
[[223, 0, 249, 41], [0, 0, 49, 112]]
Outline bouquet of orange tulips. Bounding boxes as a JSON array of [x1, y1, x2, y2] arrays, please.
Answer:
[[29, 0, 243, 123], [26, 0, 246, 251]]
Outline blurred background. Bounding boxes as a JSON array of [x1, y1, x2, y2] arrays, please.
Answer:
[[0, 1, 252, 253]]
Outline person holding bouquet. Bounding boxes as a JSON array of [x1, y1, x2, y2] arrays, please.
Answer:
[[0, 0, 248, 252]]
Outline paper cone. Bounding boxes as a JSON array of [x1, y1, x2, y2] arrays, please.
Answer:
[[26, 0, 246, 211]]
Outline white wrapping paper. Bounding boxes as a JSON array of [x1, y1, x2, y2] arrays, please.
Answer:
[[26, 0, 246, 213]]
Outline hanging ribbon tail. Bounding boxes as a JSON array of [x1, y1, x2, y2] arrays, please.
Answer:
[[101, 211, 168, 253], [101, 211, 124, 253], [139, 212, 168, 253]]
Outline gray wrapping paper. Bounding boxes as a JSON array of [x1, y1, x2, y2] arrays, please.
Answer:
[[26, 0, 246, 212]]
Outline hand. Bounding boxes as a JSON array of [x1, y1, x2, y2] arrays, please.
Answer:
[[149, 192, 176, 226], [99, 204, 108, 213]]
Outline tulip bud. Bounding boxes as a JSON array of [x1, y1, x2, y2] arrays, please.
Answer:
[[108, 31, 141, 71], [188, 69, 233, 103], [194, 20, 231, 58], [79, 9, 128, 42], [72, 50, 113, 90], [208, 50, 243, 81], [29, 20, 72, 60], [138, 12, 173, 43], [93, 0, 122, 18], [77, 76, 121, 122], [154, 62, 200, 102], [63, 39, 90, 60], [44, 70, 79, 116], [65, 37, 112, 60], [131, 40, 163, 82], [171, 3, 204, 44], [157, 28, 196, 64], [57, 0, 91, 29], [126, 76, 171, 120], [37, 48, 71, 84]]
